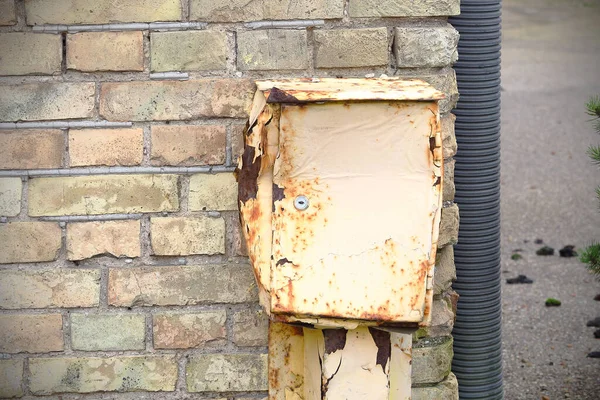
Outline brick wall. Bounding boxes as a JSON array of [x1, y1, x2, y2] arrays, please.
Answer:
[[0, 0, 460, 398]]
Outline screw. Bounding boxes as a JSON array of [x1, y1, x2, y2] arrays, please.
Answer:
[[294, 195, 309, 211]]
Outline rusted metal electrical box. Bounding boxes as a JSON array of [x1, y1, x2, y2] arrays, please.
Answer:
[[238, 78, 445, 329]]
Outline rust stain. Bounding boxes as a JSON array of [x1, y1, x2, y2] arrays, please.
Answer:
[[237, 146, 261, 203], [266, 87, 302, 103], [323, 329, 347, 354], [368, 327, 391, 370], [275, 257, 293, 267]]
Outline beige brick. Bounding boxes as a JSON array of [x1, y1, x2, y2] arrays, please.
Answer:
[[238, 30, 308, 71], [438, 204, 459, 248], [231, 124, 246, 163], [443, 159, 455, 201], [0, 222, 61, 264], [100, 80, 254, 121], [0, 178, 22, 217], [0, 33, 62, 75], [28, 175, 179, 216], [67, 220, 141, 261], [0, 359, 23, 398], [189, 173, 237, 211], [413, 373, 458, 400], [25, 0, 181, 25], [69, 128, 143, 167], [314, 28, 388, 68], [29, 356, 177, 394], [67, 31, 144, 72], [349, 0, 460, 17], [426, 296, 455, 338], [395, 25, 459, 68], [0, 83, 95, 122], [151, 125, 226, 166], [414, 68, 459, 114], [71, 313, 145, 351], [0, 129, 63, 170], [186, 354, 267, 392], [153, 311, 226, 349], [225, 213, 248, 257], [0, 314, 63, 353], [0, 0, 16, 25], [442, 113, 457, 159], [190, 0, 343, 22], [151, 216, 225, 256], [434, 245, 455, 295], [412, 336, 453, 384], [108, 264, 257, 307], [0, 269, 100, 309], [151, 31, 228, 72], [232, 309, 268, 347]]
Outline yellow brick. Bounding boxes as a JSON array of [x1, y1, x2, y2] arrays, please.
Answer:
[[67, 220, 141, 261], [67, 32, 144, 72], [186, 354, 268, 392], [153, 311, 227, 349], [189, 0, 343, 22], [189, 173, 238, 211], [69, 128, 143, 167], [0, 269, 100, 309], [314, 28, 389, 68], [0, 129, 63, 169], [0, 222, 61, 264], [29, 356, 177, 394], [349, 0, 460, 17], [25, 0, 181, 25], [0, 33, 62, 75], [28, 175, 179, 216], [0, 314, 63, 353], [100, 79, 254, 121], [108, 265, 257, 306], [0, 0, 16, 25], [0, 178, 22, 217], [151, 216, 225, 255], [0, 83, 95, 122], [0, 359, 23, 398], [151, 31, 228, 72], [70, 314, 146, 351], [151, 125, 226, 166]]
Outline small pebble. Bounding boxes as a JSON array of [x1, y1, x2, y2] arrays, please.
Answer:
[[594, 329, 600, 339], [595, 294, 600, 301], [559, 245, 577, 257], [535, 238, 544, 244], [586, 317, 600, 327], [506, 274, 534, 284], [536, 246, 555, 256], [586, 351, 600, 358]]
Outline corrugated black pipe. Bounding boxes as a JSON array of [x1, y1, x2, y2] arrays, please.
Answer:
[[449, 0, 503, 399]]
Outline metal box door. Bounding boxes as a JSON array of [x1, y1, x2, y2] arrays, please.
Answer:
[[269, 100, 442, 323]]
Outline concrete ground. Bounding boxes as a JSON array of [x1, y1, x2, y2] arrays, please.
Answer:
[[500, 0, 600, 398]]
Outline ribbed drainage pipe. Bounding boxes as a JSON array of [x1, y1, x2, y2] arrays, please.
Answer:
[[449, 1, 503, 399]]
